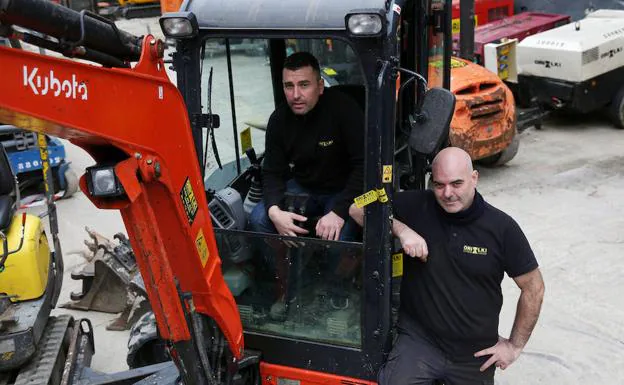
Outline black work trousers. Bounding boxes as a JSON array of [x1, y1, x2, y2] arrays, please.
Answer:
[[378, 315, 495, 385]]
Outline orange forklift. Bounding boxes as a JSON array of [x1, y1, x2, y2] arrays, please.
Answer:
[[0, 0, 457, 384], [444, 0, 520, 166], [431, 57, 518, 166]]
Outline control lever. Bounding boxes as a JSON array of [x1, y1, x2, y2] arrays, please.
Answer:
[[245, 147, 259, 166]]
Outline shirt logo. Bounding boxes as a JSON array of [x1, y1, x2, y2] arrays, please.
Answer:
[[463, 245, 488, 255], [318, 140, 334, 147]]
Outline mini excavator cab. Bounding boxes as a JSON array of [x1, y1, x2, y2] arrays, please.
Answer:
[[160, 0, 455, 382]]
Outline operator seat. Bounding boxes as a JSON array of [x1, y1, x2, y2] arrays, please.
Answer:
[[329, 84, 365, 111], [0, 145, 16, 231]]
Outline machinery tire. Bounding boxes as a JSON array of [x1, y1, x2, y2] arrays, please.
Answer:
[[62, 168, 79, 198], [478, 131, 520, 167], [127, 311, 168, 369], [608, 86, 624, 129]]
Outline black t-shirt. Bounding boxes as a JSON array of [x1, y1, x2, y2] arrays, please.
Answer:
[[394, 189, 538, 359], [262, 88, 364, 219]]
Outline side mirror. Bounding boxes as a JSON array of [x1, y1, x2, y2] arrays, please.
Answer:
[[408, 88, 456, 156]]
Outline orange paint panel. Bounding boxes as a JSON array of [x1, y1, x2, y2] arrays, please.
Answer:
[[260, 363, 377, 385]]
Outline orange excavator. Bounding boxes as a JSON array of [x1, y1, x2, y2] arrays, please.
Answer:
[[0, 0, 457, 384], [1, 2, 242, 384]]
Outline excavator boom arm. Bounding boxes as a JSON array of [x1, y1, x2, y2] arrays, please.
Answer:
[[0, 18, 243, 383]]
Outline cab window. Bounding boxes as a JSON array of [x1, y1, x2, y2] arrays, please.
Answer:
[[201, 37, 365, 348]]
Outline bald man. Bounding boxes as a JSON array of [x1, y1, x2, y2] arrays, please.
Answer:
[[350, 147, 545, 385]]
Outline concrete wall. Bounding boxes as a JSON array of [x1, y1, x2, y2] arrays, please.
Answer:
[[515, 0, 624, 21]]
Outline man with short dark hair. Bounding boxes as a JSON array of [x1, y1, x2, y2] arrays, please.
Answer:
[[250, 51, 363, 241], [350, 147, 545, 385]]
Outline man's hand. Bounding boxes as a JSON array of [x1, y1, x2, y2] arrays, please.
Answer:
[[268, 206, 309, 237], [315, 211, 345, 241], [474, 336, 522, 372], [397, 226, 428, 262]]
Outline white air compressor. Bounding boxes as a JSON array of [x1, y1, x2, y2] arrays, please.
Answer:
[[516, 9, 624, 128]]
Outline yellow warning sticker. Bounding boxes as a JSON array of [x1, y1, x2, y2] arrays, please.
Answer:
[[430, 58, 467, 69], [451, 15, 479, 34], [353, 188, 388, 208], [180, 177, 198, 225], [354, 190, 379, 208], [322, 67, 337, 76], [377, 188, 388, 203], [392, 253, 403, 277], [240, 126, 252, 155], [195, 228, 209, 267], [37, 134, 51, 193], [382, 165, 393, 183], [450, 58, 468, 68]]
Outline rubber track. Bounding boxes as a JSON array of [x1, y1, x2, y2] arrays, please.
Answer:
[[14, 315, 72, 385]]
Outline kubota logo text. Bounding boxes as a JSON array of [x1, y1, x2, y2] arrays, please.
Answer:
[[23, 66, 88, 100]]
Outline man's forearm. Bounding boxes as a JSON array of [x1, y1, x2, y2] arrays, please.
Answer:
[[391, 218, 410, 238], [509, 276, 545, 350], [349, 204, 364, 226], [334, 168, 363, 219]]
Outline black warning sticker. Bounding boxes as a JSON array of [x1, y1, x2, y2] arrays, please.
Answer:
[[180, 177, 198, 224]]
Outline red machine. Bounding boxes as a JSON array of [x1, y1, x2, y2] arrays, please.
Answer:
[[451, 0, 514, 33], [452, 11, 571, 63]]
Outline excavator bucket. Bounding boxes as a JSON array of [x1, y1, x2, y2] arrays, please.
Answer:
[[60, 227, 150, 331]]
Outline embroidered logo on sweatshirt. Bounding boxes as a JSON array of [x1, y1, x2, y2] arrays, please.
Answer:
[[463, 245, 488, 255], [318, 140, 334, 147]]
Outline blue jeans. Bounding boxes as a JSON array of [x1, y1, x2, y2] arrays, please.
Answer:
[[249, 179, 358, 242]]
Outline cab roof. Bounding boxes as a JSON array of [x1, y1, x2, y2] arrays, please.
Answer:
[[181, 0, 390, 30]]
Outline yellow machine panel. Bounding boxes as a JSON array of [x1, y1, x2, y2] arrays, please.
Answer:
[[0, 214, 50, 302]]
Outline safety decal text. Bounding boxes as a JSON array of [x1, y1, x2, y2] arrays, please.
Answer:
[[195, 229, 210, 267], [353, 188, 388, 208], [180, 177, 198, 224]]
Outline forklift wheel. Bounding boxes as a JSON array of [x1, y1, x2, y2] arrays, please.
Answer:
[[62, 169, 79, 198], [478, 132, 520, 167], [608, 86, 624, 129]]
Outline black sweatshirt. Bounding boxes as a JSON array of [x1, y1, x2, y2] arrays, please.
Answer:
[[262, 88, 364, 219]]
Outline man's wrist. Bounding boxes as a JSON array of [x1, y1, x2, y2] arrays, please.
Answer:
[[267, 205, 281, 219], [508, 337, 525, 353]]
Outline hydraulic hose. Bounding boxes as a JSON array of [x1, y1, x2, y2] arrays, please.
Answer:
[[0, 0, 142, 62]]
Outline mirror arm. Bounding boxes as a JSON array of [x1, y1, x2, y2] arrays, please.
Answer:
[[396, 66, 428, 90]]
